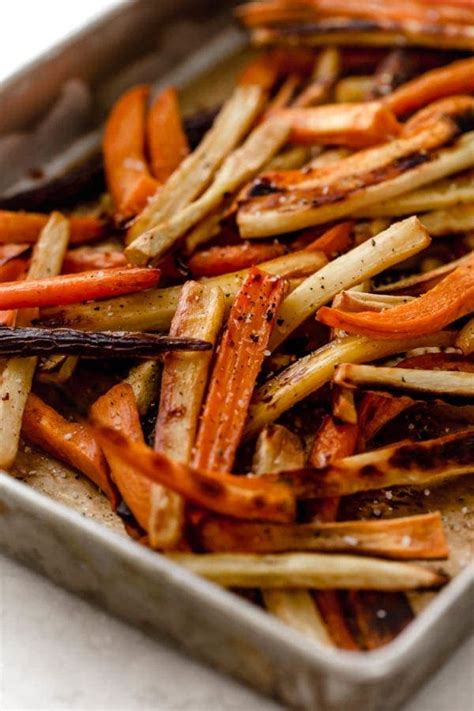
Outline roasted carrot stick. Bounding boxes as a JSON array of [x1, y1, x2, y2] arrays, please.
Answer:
[[239, 49, 314, 90], [0, 258, 28, 284], [92, 425, 295, 523], [317, 254, 474, 339], [62, 249, 127, 274], [304, 222, 353, 258], [357, 393, 414, 450], [147, 87, 189, 183], [188, 242, 285, 277], [103, 85, 158, 221], [22, 393, 118, 507], [385, 57, 474, 117], [279, 102, 400, 148], [0, 244, 30, 264], [0, 211, 105, 245], [0, 267, 160, 309], [193, 268, 287, 472], [90, 383, 183, 548]]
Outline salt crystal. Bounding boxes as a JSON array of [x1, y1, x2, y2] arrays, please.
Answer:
[[263, 350, 271, 357], [376, 609, 387, 619], [385, 491, 393, 500], [424, 489, 431, 496], [64, 433, 73, 441], [461, 507, 469, 515], [401, 535, 412, 547], [343, 535, 358, 546], [373, 508, 382, 517]]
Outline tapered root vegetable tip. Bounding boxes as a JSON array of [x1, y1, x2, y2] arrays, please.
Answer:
[[318, 254, 474, 338], [167, 552, 448, 590], [0, 327, 212, 359], [91, 425, 296, 523]]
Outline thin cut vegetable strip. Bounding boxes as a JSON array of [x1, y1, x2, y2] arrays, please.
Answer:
[[198, 512, 448, 559], [346, 590, 413, 650], [167, 552, 447, 591], [317, 254, 474, 338], [103, 85, 158, 221], [335, 365, 474, 403], [315, 592, 359, 650], [375, 254, 471, 297], [90, 383, 183, 549], [155, 282, 225, 463], [92, 425, 295, 523], [294, 47, 341, 108], [280, 102, 400, 148], [23, 393, 117, 507], [252, 424, 333, 646], [269, 217, 431, 349], [245, 332, 455, 437], [263, 430, 474, 499], [193, 268, 287, 472], [385, 56, 474, 117], [0, 211, 105, 245], [126, 115, 290, 265], [147, 87, 189, 183], [310, 416, 358, 469], [357, 393, 414, 450], [39, 250, 326, 333], [189, 242, 285, 277], [0, 267, 160, 310], [0, 213, 69, 469], [457, 318, 474, 355], [238, 49, 315, 90], [127, 84, 266, 243]]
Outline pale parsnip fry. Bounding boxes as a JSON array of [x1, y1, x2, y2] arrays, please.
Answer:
[[167, 552, 447, 590], [339, 291, 415, 312], [267, 430, 474, 500], [238, 132, 474, 238], [252, 424, 305, 475], [420, 203, 474, 237], [456, 318, 474, 355], [266, 146, 311, 171], [335, 364, 474, 403], [126, 117, 291, 265], [269, 217, 430, 349], [252, 424, 332, 645], [37, 355, 79, 385], [263, 590, 334, 645], [125, 360, 161, 416], [127, 84, 266, 244], [40, 250, 327, 333], [0, 213, 69, 469], [245, 332, 455, 437], [184, 207, 226, 255], [354, 171, 474, 217], [332, 387, 357, 424], [198, 512, 448, 559], [155, 282, 225, 462], [309, 147, 351, 168]]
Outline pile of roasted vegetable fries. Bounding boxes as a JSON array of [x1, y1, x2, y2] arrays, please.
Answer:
[[1, 0, 473, 651]]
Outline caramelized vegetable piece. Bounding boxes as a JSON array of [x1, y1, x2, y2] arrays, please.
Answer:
[[189, 242, 285, 278], [92, 426, 295, 523], [0, 267, 160, 310], [103, 85, 158, 220], [318, 254, 474, 338], [264, 430, 474, 499], [147, 87, 190, 183], [280, 102, 400, 148], [0, 327, 211, 360], [199, 512, 448, 558], [62, 249, 127, 274], [385, 56, 474, 116], [193, 268, 287, 472], [23, 393, 117, 507], [310, 416, 359, 469], [90, 383, 182, 549], [0, 211, 105, 245], [303, 222, 353, 258]]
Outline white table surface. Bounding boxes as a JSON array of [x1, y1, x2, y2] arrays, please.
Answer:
[[1, 3, 473, 709]]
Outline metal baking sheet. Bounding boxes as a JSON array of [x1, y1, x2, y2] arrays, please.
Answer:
[[0, 2, 472, 709]]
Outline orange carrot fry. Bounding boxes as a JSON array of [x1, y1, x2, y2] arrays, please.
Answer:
[[103, 85, 158, 221], [147, 87, 190, 183], [315, 591, 360, 650], [0, 267, 160, 309], [0, 258, 28, 284], [0, 243, 30, 264], [385, 57, 474, 117], [0, 211, 105, 245], [304, 222, 353, 257], [358, 393, 414, 450], [317, 254, 474, 338], [188, 242, 285, 277], [92, 425, 295, 523], [22, 393, 118, 507], [280, 102, 401, 148], [62, 249, 127, 274], [90, 383, 181, 547], [193, 268, 287, 472], [310, 416, 359, 470], [239, 49, 314, 90]]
